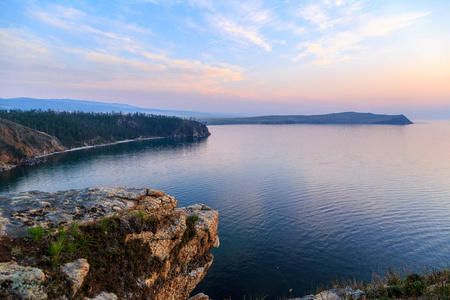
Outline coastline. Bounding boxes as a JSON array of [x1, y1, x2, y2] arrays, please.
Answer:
[[0, 137, 163, 173]]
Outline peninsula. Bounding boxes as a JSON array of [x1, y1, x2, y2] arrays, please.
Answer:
[[0, 110, 210, 171], [204, 112, 413, 125]]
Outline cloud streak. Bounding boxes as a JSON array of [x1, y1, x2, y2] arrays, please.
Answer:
[[293, 1, 430, 65]]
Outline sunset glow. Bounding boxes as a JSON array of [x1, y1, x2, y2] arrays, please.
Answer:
[[1, 0, 449, 117]]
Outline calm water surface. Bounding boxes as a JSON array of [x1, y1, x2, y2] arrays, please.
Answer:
[[1, 122, 450, 299]]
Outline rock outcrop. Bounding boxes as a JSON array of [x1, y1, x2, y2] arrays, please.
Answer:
[[170, 121, 210, 138], [0, 187, 219, 299]]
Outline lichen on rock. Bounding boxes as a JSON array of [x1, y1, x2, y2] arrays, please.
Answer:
[[0, 262, 47, 299]]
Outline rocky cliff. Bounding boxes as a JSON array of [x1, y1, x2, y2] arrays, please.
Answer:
[[0, 187, 219, 299], [170, 121, 210, 139], [0, 118, 66, 171]]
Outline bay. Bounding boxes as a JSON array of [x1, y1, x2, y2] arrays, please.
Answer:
[[1, 121, 449, 299]]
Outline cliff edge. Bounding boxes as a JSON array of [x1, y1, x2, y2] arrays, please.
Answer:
[[0, 187, 219, 299]]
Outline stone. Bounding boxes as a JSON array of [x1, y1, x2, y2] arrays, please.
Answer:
[[345, 287, 365, 299], [0, 262, 47, 299], [213, 236, 220, 248], [84, 292, 118, 300], [316, 290, 342, 300], [145, 189, 166, 198], [0, 211, 9, 237], [61, 258, 90, 297], [188, 292, 210, 300]]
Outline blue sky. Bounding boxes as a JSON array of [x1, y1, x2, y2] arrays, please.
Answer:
[[0, 0, 449, 116]]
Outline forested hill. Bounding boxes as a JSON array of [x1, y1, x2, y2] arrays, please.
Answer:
[[204, 112, 413, 125], [0, 110, 210, 149]]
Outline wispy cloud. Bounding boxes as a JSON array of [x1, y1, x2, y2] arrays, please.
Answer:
[[152, 0, 275, 52], [0, 23, 245, 96], [27, 3, 152, 54], [211, 14, 271, 52], [293, 0, 430, 65], [298, 0, 364, 30]]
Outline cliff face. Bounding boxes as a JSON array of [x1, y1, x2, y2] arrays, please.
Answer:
[[0, 118, 66, 171], [170, 120, 211, 138], [0, 187, 219, 299]]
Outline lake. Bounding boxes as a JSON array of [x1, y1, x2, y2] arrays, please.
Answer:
[[1, 122, 449, 299]]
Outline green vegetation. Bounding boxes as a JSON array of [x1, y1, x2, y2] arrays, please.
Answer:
[[49, 236, 66, 262], [182, 214, 200, 244], [188, 214, 200, 222], [0, 109, 208, 148], [328, 265, 450, 300], [27, 225, 47, 242]]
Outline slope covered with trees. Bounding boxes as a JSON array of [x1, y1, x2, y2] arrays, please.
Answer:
[[0, 110, 210, 148]]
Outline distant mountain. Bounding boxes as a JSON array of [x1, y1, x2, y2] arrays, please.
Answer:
[[0, 97, 222, 118], [204, 112, 413, 125], [0, 118, 66, 171]]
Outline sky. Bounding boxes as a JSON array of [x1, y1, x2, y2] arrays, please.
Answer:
[[0, 0, 449, 117]]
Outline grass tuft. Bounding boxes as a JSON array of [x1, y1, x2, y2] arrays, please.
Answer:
[[27, 226, 46, 242], [49, 236, 65, 261]]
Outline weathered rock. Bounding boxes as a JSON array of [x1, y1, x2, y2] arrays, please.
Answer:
[[316, 290, 342, 300], [61, 259, 90, 297], [0, 187, 146, 237], [293, 295, 316, 300], [84, 292, 118, 300], [188, 292, 210, 300], [126, 213, 186, 260], [0, 262, 47, 299], [0, 187, 218, 300]]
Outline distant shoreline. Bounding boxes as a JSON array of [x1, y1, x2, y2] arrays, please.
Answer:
[[0, 137, 163, 173], [203, 112, 414, 126]]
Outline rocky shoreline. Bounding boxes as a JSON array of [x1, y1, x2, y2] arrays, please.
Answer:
[[0, 187, 219, 299], [1, 138, 161, 173], [0, 134, 210, 173], [0, 157, 44, 172]]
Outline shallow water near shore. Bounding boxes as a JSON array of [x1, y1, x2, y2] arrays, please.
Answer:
[[1, 121, 450, 299]]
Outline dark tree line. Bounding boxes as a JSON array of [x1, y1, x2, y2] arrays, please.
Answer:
[[0, 110, 188, 148]]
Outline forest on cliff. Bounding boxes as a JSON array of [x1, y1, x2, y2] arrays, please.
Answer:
[[0, 110, 208, 148]]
